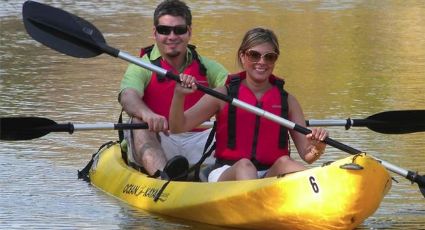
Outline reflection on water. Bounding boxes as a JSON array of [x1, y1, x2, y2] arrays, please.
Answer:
[[1, 0, 424, 229]]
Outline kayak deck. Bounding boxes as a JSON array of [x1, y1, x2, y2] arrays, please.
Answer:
[[89, 142, 391, 230]]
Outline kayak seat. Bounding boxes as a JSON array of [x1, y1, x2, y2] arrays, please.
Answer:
[[161, 155, 189, 181]]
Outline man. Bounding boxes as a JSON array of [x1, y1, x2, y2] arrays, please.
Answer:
[[119, 0, 228, 178]]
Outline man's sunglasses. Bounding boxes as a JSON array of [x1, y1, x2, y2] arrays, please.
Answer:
[[245, 50, 279, 64], [156, 25, 188, 35]]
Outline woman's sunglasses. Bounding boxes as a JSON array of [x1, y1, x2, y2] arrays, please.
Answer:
[[156, 25, 188, 35], [244, 50, 279, 64]]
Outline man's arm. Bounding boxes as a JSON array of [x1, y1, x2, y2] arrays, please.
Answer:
[[120, 88, 168, 132], [119, 88, 148, 118], [119, 63, 168, 132]]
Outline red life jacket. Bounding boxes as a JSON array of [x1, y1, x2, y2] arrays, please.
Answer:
[[141, 45, 209, 121], [215, 72, 290, 169]]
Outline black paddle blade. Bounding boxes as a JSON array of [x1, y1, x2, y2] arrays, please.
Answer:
[[420, 182, 425, 198], [408, 172, 425, 198], [22, 0, 105, 58], [1, 117, 57, 141], [367, 110, 425, 134]]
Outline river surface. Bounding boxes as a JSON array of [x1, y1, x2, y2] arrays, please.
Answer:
[[1, 0, 424, 229]]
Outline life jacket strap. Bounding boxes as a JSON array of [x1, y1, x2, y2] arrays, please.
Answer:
[[275, 79, 289, 148], [226, 75, 241, 149]]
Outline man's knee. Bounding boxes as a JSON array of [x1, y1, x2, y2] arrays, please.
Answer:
[[138, 142, 160, 161], [139, 146, 155, 163]]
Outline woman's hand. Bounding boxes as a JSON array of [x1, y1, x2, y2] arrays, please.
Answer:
[[306, 127, 329, 158], [175, 74, 197, 95], [170, 74, 199, 134]]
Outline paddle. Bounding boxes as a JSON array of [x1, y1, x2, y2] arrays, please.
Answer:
[[21, 1, 425, 197], [4, 114, 420, 141], [3, 111, 422, 140], [307, 110, 425, 134], [4, 113, 420, 141]]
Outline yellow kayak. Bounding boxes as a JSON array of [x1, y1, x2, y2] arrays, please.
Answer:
[[87, 142, 391, 230]]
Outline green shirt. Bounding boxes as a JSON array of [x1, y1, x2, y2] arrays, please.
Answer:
[[120, 44, 228, 97]]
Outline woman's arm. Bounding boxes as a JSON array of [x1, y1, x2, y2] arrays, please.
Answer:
[[287, 94, 328, 164], [169, 74, 223, 133]]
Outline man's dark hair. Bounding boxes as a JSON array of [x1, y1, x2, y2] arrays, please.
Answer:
[[154, 0, 192, 26]]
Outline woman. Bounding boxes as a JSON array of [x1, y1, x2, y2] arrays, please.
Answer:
[[170, 27, 329, 182]]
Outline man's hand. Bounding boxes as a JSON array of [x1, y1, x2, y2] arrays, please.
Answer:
[[134, 113, 169, 135]]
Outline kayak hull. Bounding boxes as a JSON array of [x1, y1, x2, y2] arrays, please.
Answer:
[[89, 142, 391, 230]]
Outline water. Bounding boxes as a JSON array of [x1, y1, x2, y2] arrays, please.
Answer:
[[1, 0, 424, 229]]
